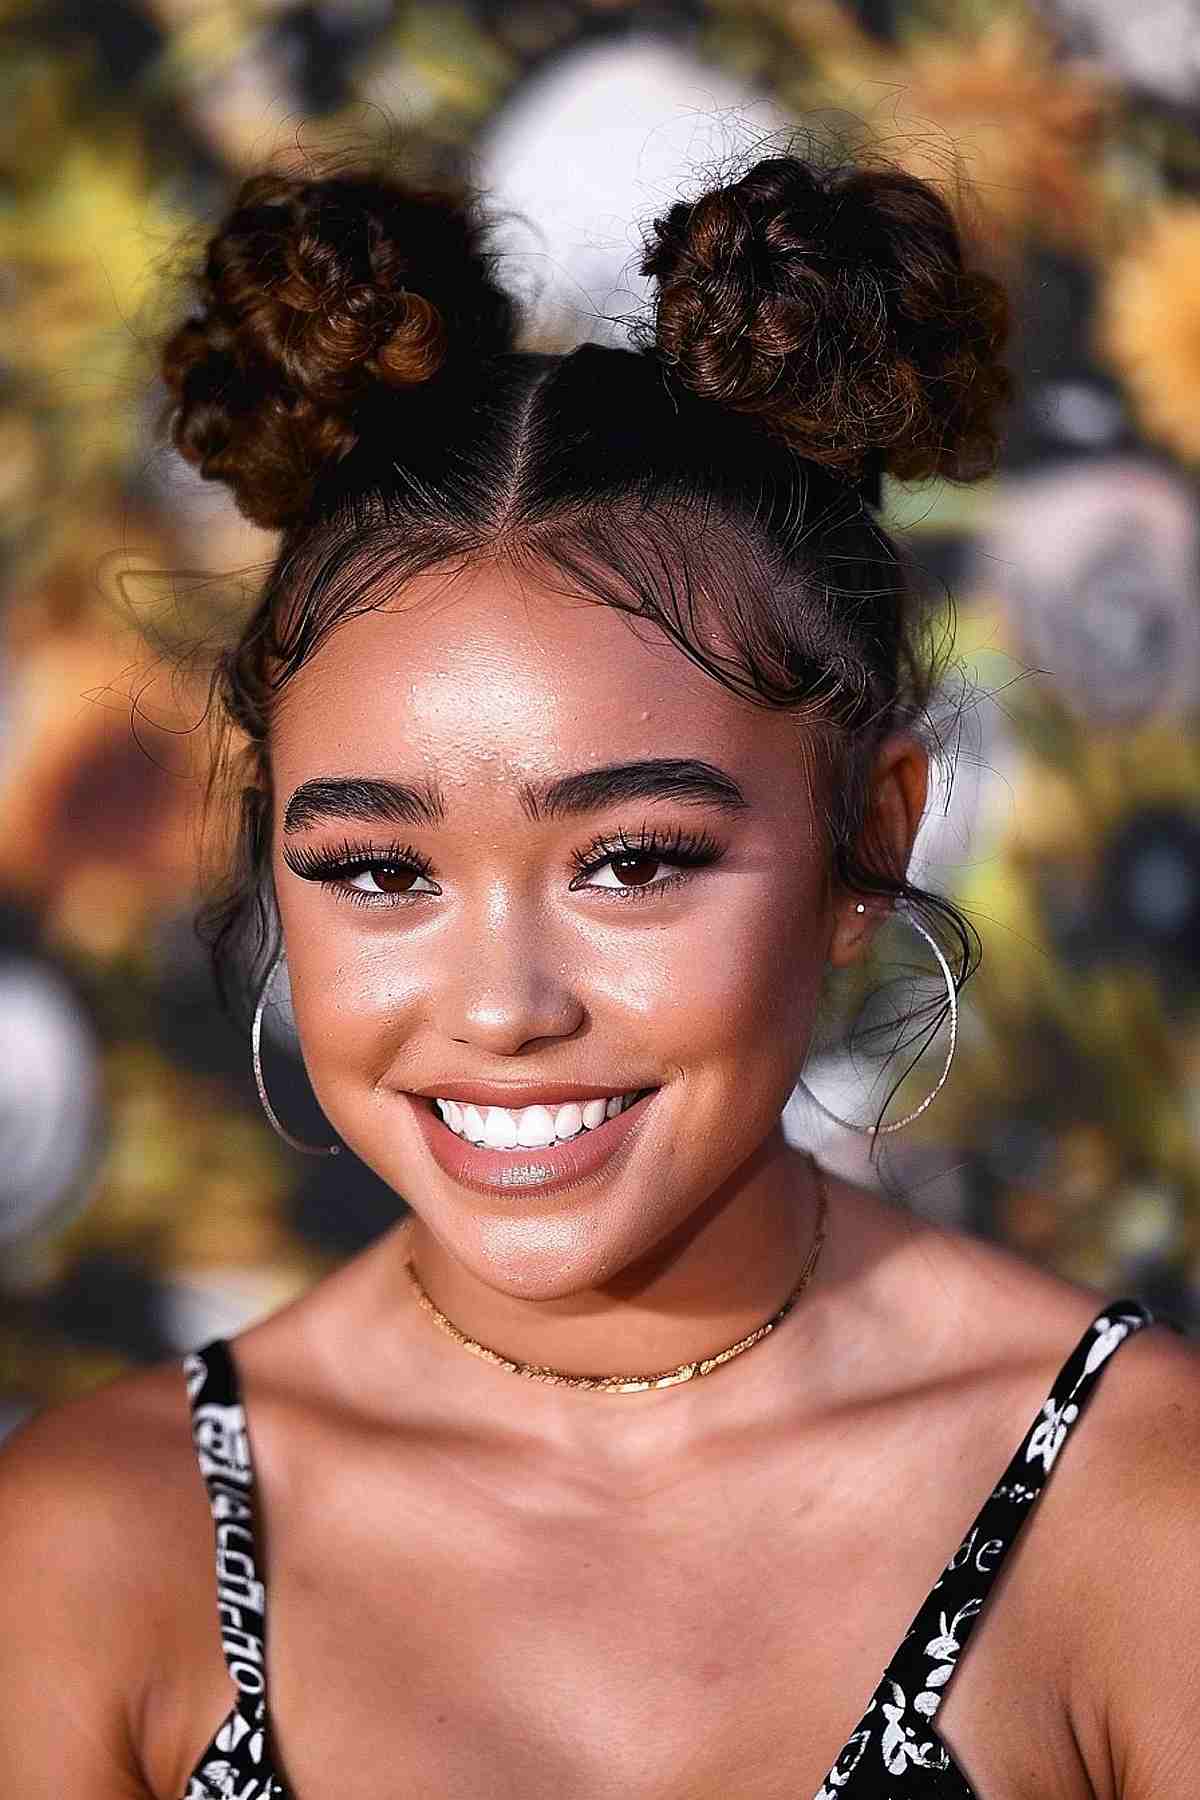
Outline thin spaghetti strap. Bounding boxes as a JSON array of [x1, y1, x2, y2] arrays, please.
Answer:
[[880, 1298, 1162, 1715], [182, 1340, 270, 1706]]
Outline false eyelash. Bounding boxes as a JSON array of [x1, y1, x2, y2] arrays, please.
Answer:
[[280, 822, 726, 910], [280, 837, 433, 885], [566, 822, 724, 881]]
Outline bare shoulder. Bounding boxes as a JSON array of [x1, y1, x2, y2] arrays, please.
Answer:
[[0, 1352, 202, 1524], [900, 1191, 1200, 1798], [1062, 1313, 1200, 1800], [0, 1352, 211, 1631], [828, 1162, 1156, 1385], [859, 1184, 1200, 1799], [0, 1357, 212, 1798]]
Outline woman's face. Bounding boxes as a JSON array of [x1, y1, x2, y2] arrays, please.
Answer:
[[269, 557, 896, 1298]]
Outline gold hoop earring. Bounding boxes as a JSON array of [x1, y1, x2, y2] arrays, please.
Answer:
[[250, 954, 340, 1156], [795, 896, 958, 1135]]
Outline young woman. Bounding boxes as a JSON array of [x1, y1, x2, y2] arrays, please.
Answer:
[[1, 152, 1197, 1800]]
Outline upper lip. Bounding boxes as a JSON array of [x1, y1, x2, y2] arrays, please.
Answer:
[[410, 1081, 654, 1107]]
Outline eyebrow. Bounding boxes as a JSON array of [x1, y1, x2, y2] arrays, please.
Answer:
[[282, 758, 748, 834]]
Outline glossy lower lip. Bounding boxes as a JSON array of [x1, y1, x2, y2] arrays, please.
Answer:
[[408, 1089, 658, 1197]]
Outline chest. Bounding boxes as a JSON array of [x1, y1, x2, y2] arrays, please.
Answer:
[[251, 1451, 1088, 1800]]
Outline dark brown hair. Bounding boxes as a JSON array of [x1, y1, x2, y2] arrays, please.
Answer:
[[161, 148, 1011, 1139]]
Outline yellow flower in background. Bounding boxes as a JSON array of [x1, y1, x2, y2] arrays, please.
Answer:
[[896, 11, 1114, 255], [0, 49, 198, 585], [744, 0, 1115, 258], [1098, 201, 1200, 466]]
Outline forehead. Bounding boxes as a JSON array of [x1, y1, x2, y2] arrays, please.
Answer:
[[269, 558, 804, 796]]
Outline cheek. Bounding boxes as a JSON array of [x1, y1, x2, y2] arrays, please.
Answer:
[[647, 894, 823, 1062], [570, 877, 825, 1091], [275, 888, 424, 1073]]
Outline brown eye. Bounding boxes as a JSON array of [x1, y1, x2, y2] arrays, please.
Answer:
[[612, 854, 662, 887], [345, 865, 434, 897], [596, 854, 664, 889]]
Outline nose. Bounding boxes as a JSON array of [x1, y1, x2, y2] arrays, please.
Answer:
[[436, 893, 586, 1056]]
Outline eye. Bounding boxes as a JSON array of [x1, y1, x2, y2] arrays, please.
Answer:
[[280, 838, 440, 908], [568, 825, 724, 900], [344, 865, 437, 898], [583, 852, 675, 891]]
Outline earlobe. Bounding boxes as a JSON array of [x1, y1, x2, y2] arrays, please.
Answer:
[[828, 898, 874, 969]]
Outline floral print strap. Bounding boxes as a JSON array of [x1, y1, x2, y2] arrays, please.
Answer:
[[814, 1297, 1165, 1797], [181, 1340, 285, 1799]]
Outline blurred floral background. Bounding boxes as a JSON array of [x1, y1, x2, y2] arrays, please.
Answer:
[[3, 0, 1200, 1435]]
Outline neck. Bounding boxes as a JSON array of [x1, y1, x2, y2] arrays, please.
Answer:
[[394, 1129, 831, 1454]]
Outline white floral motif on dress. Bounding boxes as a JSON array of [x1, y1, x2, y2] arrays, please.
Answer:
[[924, 1600, 981, 1666], [1083, 1315, 1131, 1377], [1028, 1312, 1137, 1474], [187, 1759, 269, 1799], [215, 1707, 265, 1762], [880, 1679, 951, 1773], [183, 1351, 208, 1402], [814, 1722, 872, 1796], [913, 1596, 982, 1721], [1026, 1395, 1080, 1473]]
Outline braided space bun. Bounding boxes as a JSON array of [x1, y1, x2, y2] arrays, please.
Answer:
[[641, 156, 1012, 486], [161, 171, 517, 531]]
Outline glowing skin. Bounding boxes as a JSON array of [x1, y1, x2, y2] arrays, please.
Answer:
[[270, 556, 928, 1378]]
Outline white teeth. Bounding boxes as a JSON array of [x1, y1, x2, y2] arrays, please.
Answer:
[[482, 1107, 519, 1149], [554, 1102, 583, 1140], [433, 1091, 643, 1149], [516, 1105, 555, 1147]]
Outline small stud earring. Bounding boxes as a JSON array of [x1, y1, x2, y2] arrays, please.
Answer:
[[855, 902, 866, 913]]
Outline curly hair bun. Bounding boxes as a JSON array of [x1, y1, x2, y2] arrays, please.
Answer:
[[641, 155, 1012, 486], [162, 170, 517, 530]]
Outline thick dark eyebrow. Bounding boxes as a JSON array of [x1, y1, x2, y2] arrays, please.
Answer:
[[282, 758, 747, 834], [523, 758, 748, 822], [283, 775, 445, 834]]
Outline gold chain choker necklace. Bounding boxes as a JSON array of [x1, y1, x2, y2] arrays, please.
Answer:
[[403, 1151, 829, 1393]]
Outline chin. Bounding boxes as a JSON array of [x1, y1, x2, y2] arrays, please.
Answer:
[[413, 1194, 684, 1306], [457, 1211, 641, 1299]]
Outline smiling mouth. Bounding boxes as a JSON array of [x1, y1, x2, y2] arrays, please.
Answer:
[[426, 1089, 657, 1150]]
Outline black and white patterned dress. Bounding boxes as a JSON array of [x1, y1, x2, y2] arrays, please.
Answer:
[[180, 1297, 1167, 1798]]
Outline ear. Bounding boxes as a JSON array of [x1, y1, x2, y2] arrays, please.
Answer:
[[828, 731, 930, 969]]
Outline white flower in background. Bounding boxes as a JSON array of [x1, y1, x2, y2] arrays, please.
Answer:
[[974, 458, 1200, 725], [478, 35, 788, 346], [0, 956, 100, 1248], [1035, 0, 1200, 107]]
